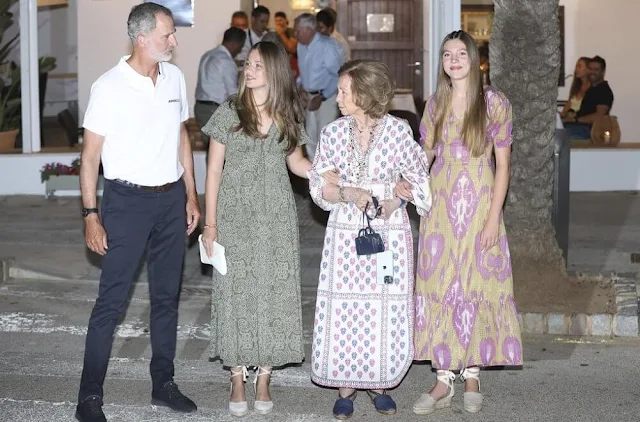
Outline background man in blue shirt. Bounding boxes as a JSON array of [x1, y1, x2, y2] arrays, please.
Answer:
[[294, 13, 345, 161], [195, 27, 246, 156]]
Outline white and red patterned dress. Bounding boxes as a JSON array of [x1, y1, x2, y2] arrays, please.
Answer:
[[308, 115, 431, 389]]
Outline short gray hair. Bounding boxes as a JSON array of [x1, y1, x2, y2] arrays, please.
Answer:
[[127, 2, 173, 44], [294, 13, 316, 29]]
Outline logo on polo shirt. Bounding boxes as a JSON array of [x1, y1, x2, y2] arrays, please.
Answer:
[[168, 99, 180, 103]]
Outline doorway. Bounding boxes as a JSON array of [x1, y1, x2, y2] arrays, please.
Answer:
[[336, 0, 424, 103]]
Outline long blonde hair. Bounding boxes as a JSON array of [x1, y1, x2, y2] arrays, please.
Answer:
[[568, 57, 590, 99], [433, 30, 486, 157], [233, 41, 305, 153]]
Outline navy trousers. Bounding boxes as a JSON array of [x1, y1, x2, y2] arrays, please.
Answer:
[[78, 179, 186, 401]]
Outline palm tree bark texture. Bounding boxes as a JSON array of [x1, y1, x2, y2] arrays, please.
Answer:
[[490, 0, 565, 268]]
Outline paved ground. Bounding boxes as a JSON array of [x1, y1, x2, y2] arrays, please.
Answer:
[[1, 191, 639, 283], [2, 276, 640, 421], [0, 193, 328, 287], [1, 191, 640, 421]]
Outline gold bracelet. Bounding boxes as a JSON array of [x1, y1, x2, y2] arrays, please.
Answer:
[[204, 224, 217, 229]]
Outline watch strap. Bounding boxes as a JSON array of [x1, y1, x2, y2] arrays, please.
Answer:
[[82, 208, 99, 218]]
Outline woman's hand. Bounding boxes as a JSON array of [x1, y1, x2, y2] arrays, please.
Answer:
[[321, 170, 340, 185], [379, 198, 401, 220], [394, 178, 413, 201], [202, 225, 218, 258], [346, 187, 372, 212], [561, 110, 576, 123], [480, 217, 499, 251]]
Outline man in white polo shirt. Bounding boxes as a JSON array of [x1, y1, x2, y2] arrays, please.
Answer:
[[75, 3, 199, 421]]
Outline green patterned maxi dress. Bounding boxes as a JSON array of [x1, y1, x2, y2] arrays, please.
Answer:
[[202, 99, 307, 367]]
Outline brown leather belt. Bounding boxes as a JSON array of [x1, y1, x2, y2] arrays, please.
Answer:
[[112, 178, 179, 192]]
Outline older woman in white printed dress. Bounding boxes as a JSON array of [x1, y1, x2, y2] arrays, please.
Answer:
[[307, 59, 432, 420]]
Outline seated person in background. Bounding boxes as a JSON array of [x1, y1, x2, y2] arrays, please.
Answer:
[[560, 57, 591, 119], [563, 55, 613, 139]]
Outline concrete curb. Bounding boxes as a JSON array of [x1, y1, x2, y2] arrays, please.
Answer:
[[0, 257, 14, 284], [517, 276, 639, 337], [8, 266, 68, 281]]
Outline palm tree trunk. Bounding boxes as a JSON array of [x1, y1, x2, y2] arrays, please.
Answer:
[[490, 0, 564, 268]]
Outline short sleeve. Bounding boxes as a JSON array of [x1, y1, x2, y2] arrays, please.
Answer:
[[82, 81, 112, 137], [419, 96, 436, 149], [296, 123, 309, 147], [598, 86, 614, 108], [487, 90, 513, 149], [179, 71, 189, 122], [282, 123, 309, 149], [201, 101, 237, 145]]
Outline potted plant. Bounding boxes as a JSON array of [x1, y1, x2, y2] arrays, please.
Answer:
[[0, 1, 59, 151], [41, 156, 105, 197], [0, 0, 20, 151], [40, 156, 80, 197], [0, 63, 20, 150]]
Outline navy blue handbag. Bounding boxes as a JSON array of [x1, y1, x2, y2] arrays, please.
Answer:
[[355, 197, 385, 256]]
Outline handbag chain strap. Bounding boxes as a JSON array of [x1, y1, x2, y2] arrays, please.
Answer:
[[361, 197, 380, 231]]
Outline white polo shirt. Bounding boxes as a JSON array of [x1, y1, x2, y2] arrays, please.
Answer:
[[83, 56, 189, 186]]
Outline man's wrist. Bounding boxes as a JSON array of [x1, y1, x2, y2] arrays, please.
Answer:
[[84, 212, 100, 222], [183, 181, 197, 200], [82, 207, 99, 218]]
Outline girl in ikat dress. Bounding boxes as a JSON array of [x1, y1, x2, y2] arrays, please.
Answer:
[[396, 30, 523, 415], [308, 60, 432, 420]]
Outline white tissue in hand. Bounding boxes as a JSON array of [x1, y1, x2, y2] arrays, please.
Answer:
[[198, 234, 227, 275]]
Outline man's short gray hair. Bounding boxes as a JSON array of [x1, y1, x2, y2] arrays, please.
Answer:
[[127, 2, 173, 44], [294, 13, 316, 29]]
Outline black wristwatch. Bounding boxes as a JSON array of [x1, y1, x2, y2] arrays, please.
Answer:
[[82, 208, 99, 218]]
